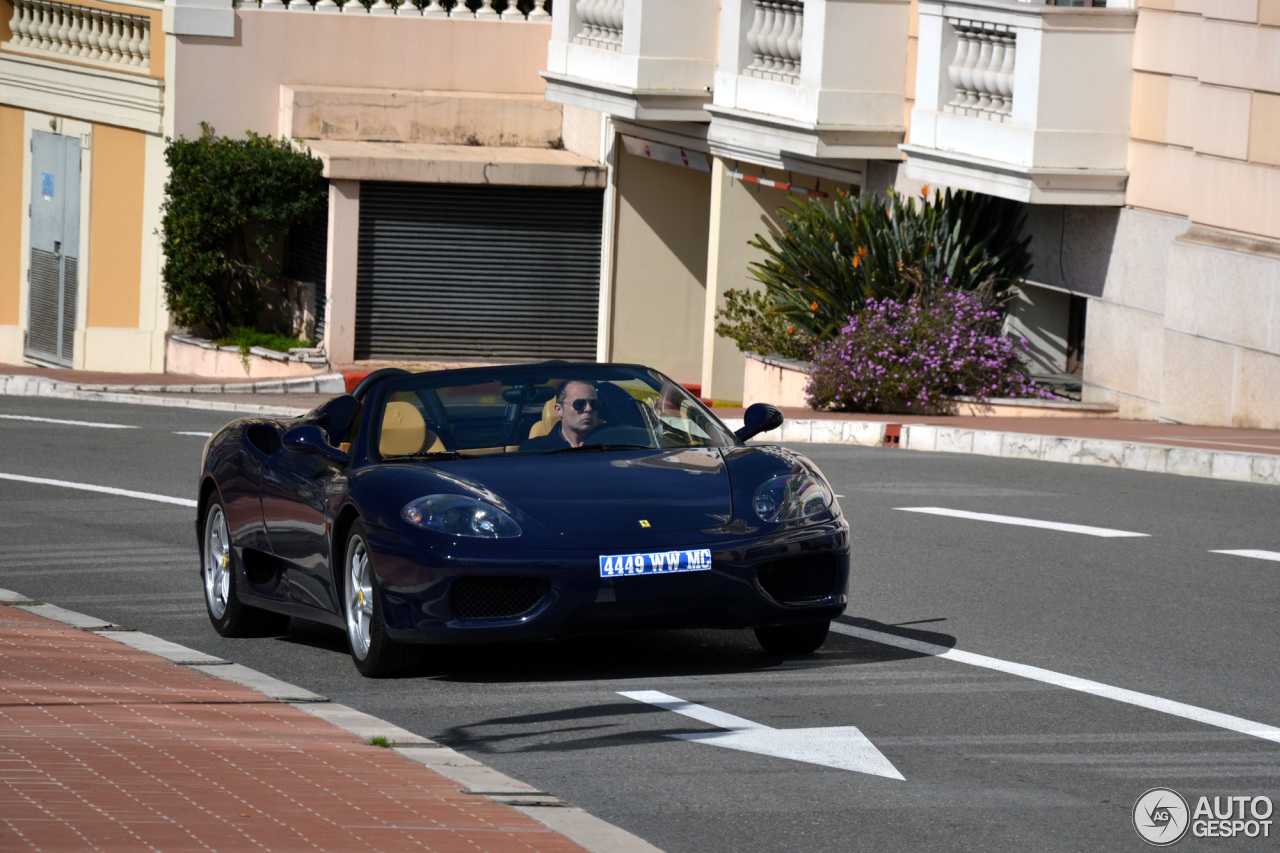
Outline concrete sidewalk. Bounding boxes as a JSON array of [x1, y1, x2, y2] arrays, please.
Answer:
[[2, 364, 1278, 486], [0, 591, 658, 853]]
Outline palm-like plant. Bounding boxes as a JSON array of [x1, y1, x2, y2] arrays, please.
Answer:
[[745, 187, 1032, 342]]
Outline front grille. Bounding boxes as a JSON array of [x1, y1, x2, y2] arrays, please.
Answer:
[[450, 576, 551, 620], [757, 554, 838, 604]]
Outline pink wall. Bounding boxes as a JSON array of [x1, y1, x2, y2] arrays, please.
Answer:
[[171, 13, 552, 140]]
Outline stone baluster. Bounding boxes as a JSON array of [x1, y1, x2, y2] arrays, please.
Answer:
[[64, 5, 82, 54], [527, 0, 549, 20], [368, 0, 394, 16], [71, 6, 92, 56], [138, 18, 150, 68], [35, 4, 53, 51], [474, 0, 498, 18], [10, 1, 30, 47], [575, 0, 597, 44], [995, 32, 1015, 116], [949, 23, 977, 110], [500, 0, 524, 20], [53, 4, 70, 53], [971, 29, 994, 111], [106, 12, 122, 61], [760, 2, 779, 73], [87, 8, 104, 58], [421, 0, 447, 15], [128, 16, 144, 65]]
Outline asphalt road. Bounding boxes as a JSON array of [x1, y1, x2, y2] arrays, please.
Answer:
[[2, 395, 1278, 852]]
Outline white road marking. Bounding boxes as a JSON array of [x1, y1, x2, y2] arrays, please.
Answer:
[[830, 622, 1280, 747], [619, 690, 904, 779], [174, 431, 213, 437], [0, 472, 197, 507], [1210, 549, 1280, 563], [0, 414, 136, 430], [894, 506, 1149, 538]]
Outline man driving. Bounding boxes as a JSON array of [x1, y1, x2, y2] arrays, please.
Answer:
[[523, 380, 601, 450]]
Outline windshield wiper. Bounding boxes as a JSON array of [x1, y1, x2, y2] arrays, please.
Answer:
[[541, 443, 651, 455], [386, 451, 470, 461]]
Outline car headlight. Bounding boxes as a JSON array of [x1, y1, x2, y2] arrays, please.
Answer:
[[402, 494, 521, 539], [753, 472, 834, 523]]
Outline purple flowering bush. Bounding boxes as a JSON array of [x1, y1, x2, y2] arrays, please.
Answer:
[[806, 290, 1050, 414]]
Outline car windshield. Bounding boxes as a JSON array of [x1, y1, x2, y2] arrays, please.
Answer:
[[373, 364, 736, 460]]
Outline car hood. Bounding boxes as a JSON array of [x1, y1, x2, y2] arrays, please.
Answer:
[[431, 447, 733, 539]]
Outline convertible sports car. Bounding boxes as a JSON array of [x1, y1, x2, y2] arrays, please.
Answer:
[[197, 363, 850, 676]]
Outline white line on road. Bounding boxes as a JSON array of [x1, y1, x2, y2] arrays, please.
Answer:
[[174, 431, 213, 437], [894, 506, 1149, 538], [0, 472, 197, 507], [830, 622, 1280, 747], [1209, 550, 1280, 563], [0, 414, 136, 429]]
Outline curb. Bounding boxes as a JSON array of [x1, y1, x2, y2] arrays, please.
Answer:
[[0, 588, 662, 853], [722, 418, 1280, 487], [0, 373, 332, 416], [4, 376, 1274, 486]]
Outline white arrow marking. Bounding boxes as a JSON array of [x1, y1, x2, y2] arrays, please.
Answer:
[[619, 690, 904, 780]]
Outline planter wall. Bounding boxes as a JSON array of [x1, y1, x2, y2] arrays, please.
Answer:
[[166, 335, 330, 380]]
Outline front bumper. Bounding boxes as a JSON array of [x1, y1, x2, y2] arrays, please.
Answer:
[[366, 520, 851, 643]]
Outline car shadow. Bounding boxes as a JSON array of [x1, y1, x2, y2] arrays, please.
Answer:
[[271, 614, 958, 684]]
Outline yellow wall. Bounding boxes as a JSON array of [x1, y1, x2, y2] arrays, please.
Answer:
[[0, 105, 22, 326], [610, 148, 712, 385], [87, 124, 145, 329]]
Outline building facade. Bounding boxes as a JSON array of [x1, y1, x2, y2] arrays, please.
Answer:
[[546, 0, 1280, 427], [3, 0, 1278, 429]]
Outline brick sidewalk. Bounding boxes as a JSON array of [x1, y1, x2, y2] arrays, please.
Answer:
[[0, 606, 587, 853]]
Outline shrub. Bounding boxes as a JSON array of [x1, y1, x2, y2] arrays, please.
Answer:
[[714, 288, 816, 361], [723, 187, 1032, 346], [160, 125, 328, 338], [806, 290, 1049, 414]]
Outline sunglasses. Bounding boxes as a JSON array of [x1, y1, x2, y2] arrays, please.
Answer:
[[566, 398, 600, 413]]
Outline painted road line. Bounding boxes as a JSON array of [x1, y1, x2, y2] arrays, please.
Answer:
[[830, 622, 1280, 747], [0, 414, 136, 429], [174, 431, 214, 437], [0, 472, 197, 507], [619, 690, 904, 779], [894, 506, 1149, 538], [1210, 550, 1280, 563]]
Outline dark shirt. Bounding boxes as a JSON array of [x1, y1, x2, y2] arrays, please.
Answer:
[[521, 422, 573, 451]]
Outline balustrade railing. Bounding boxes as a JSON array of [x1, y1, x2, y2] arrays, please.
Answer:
[[572, 0, 621, 50], [744, 0, 802, 82], [945, 19, 1015, 121], [4, 0, 152, 72], [234, 0, 551, 18]]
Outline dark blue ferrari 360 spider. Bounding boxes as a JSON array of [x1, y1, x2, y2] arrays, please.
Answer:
[[197, 363, 850, 676]]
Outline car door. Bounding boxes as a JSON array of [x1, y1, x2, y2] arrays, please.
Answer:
[[259, 433, 347, 613]]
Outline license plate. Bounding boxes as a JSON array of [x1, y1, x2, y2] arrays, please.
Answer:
[[599, 548, 713, 578]]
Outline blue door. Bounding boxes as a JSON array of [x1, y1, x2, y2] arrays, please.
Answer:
[[27, 131, 81, 367]]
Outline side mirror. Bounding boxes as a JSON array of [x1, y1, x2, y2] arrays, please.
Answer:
[[283, 424, 351, 467], [735, 403, 784, 442]]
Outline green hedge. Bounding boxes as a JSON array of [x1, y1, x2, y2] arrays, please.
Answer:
[[160, 125, 328, 338]]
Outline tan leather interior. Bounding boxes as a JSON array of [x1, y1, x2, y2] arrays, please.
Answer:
[[379, 401, 446, 456], [526, 397, 560, 440]]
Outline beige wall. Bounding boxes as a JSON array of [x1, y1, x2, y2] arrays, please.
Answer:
[[1079, 3, 1280, 428], [609, 146, 711, 386], [0, 104, 22, 327], [170, 15, 553, 140], [87, 124, 145, 329]]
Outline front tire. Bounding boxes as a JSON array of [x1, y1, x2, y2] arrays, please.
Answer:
[[754, 620, 831, 655], [201, 497, 288, 637], [344, 520, 409, 678]]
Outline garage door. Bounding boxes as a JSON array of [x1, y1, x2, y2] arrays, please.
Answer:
[[355, 183, 604, 361]]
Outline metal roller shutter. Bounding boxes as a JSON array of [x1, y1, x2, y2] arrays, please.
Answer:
[[355, 183, 603, 361]]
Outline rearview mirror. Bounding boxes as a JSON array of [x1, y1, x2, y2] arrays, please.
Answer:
[[283, 424, 351, 467], [735, 403, 784, 442]]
